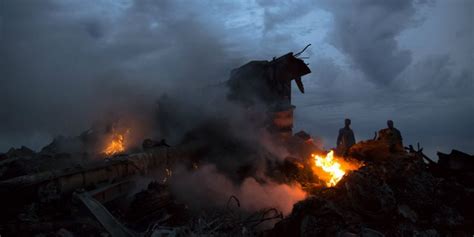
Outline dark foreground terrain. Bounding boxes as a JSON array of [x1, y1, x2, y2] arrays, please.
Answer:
[[0, 136, 473, 236]]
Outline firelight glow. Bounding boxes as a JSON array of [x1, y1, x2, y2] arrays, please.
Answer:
[[104, 131, 126, 156], [312, 150, 346, 187]]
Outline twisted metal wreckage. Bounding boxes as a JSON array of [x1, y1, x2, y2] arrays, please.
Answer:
[[0, 48, 314, 236]]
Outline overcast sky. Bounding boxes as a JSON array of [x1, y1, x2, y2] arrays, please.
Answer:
[[1, 0, 473, 157]]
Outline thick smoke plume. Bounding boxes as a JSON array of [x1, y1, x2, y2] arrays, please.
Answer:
[[0, 0, 241, 150], [1, 0, 309, 215], [169, 164, 307, 215]]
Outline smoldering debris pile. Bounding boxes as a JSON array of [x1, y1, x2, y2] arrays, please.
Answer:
[[1, 133, 473, 236], [267, 141, 474, 237], [0, 141, 291, 237], [0, 114, 305, 236]]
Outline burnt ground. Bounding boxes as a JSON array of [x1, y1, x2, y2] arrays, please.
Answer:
[[0, 137, 473, 236], [268, 140, 474, 236]]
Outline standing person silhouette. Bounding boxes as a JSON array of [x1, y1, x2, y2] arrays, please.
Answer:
[[378, 120, 403, 152], [336, 119, 356, 156]]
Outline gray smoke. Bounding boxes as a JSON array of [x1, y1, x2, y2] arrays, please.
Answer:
[[0, 0, 242, 150], [168, 164, 307, 215], [0, 0, 308, 216]]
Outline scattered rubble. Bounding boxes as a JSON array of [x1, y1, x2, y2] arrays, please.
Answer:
[[267, 140, 474, 237], [2, 135, 472, 236]]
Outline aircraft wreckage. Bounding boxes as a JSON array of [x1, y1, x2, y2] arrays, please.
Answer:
[[1, 48, 473, 236]]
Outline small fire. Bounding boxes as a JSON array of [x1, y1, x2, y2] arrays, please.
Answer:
[[311, 150, 346, 187], [104, 130, 128, 156]]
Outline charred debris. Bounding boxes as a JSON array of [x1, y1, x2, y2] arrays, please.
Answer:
[[1, 49, 473, 236]]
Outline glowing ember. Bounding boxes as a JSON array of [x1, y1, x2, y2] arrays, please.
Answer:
[[104, 131, 127, 156], [312, 150, 346, 187]]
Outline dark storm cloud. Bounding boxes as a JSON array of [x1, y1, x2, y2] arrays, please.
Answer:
[[256, 0, 315, 33], [399, 54, 473, 98], [320, 0, 421, 85], [0, 0, 241, 150], [253, 0, 426, 85]]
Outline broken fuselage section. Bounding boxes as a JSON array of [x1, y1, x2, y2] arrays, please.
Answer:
[[227, 52, 311, 139]]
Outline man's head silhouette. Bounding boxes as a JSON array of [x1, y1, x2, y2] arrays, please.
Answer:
[[387, 120, 394, 129], [345, 118, 351, 127]]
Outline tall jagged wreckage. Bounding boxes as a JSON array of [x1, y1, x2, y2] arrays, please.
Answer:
[[227, 46, 311, 139]]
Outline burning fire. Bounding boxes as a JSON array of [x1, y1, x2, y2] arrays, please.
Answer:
[[104, 130, 128, 156], [311, 150, 347, 187]]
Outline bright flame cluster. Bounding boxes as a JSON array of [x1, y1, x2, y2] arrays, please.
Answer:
[[312, 150, 346, 187], [104, 132, 125, 156]]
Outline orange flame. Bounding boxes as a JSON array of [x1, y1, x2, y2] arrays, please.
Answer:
[[311, 150, 346, 187], [104, 130, 127, 156]]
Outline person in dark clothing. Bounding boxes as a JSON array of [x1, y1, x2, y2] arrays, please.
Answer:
[[336, 119, 356, 156], [378, 120, 403, 151]]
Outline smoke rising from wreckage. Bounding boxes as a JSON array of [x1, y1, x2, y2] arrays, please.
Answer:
[[1, 48, 473, 236]]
